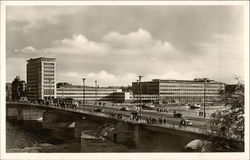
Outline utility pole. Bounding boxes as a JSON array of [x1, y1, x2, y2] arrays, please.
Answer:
[[137, 80, 139, 110], [49, 79, 51, 102], [95, 80, 98, 106], [203, 79, 207, 118], [82, 78, 86, 106], [138, 76, 143, 120]]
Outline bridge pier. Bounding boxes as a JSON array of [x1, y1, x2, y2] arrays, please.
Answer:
[[6, 106, 43, 121], [6, 107, 18, 120], [42, 111, 75, 129], [116, 121, 140, 148]]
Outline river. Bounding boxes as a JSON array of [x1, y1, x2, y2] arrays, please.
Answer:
[[6, 119, 193, 152]]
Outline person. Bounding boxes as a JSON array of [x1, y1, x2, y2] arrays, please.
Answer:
[[113, 131, 117, 143], [163, 118, 166, 124], [173, 110, 176, 116]]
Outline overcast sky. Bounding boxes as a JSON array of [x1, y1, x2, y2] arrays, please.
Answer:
[[6, 5, 245, 86]]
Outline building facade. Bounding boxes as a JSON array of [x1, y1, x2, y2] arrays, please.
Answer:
[[11, 76, 26, 101], [6, 83, 12, 101], [27, 57, 56, 101], [56, 83, 131, 103], [132, 78, 225, 104]]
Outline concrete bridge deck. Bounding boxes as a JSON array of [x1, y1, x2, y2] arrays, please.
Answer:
[[6, 102, 209, 136]]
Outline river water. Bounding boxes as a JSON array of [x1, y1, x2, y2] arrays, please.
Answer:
[[6, 119, 193, 152]]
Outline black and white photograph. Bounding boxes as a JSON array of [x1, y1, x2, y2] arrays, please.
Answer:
[[0, 1, 249, 160]]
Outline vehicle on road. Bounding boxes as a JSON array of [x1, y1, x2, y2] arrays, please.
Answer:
[[185, 119, 192, 126], [93, 108, 104, 112], [120, 107, 129, 111], [174, 112, 183, 118], [188, 104, 201, 109]]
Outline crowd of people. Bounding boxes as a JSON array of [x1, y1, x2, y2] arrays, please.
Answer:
[[156, 107, 169, 113], [145, 116, 167, 125]]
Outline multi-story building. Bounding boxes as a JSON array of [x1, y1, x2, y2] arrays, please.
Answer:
[[56, 82, 131, 103], [26, 57, 56, 101], [11, 76, 26, 101], [6, 83, 12, 101], [132, 78, 225, 104]]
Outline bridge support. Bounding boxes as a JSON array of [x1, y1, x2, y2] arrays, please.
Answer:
[[42, 111, 75, 129], [116, 121, 139, 148], [6, 106, 43, 121], [6, 107, 18, 120]]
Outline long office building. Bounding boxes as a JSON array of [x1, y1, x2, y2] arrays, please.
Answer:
[[27, 57, 56, 101], [56, 83, 132, 103], [132, 78, 225, 104]]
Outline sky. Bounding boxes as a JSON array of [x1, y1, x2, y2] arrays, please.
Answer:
[[6, 5, 246, 87]]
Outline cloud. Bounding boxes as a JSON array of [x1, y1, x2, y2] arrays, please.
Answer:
[[7, 6, 84, 34], [7, 28, 245, 85]]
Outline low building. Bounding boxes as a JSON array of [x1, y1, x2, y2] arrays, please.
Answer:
[[56, 82, 128, 103], [132, 78, 225, 104]]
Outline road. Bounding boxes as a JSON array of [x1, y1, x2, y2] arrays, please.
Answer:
[[80, 104, 209, 129]]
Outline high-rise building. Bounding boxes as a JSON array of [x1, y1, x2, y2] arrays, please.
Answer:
[[11, 76, 26, 101], [132, 78, 225, 104], [26, 57, 56, 101]]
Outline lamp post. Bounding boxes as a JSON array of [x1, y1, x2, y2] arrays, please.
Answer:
[[137, 80, 139, 110], [203, 79, 207, 118], [49, 79, 51, 102], [95, 80, 98, 106], [82, 78, 86, 106], [138, 76, 143, 120]]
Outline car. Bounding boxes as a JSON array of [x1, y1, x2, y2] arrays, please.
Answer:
[[120, 107, 129, 111], [185, 120, 192, 126], [93, 108, 104, 112], [174, 113, 183, 118], [130, 110, 139, 115]]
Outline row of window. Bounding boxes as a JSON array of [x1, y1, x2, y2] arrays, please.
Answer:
[[57, 92, 117, 95], [44, 66, 55, 69], [57, 88, 119, 92], [159, 92, 220, 95], [43, 63, 55, 66], [43, 89, 55, 95], [44, 78, 54, 81], [43, 81, 55, 84], [43, 74, 54, 77], [44, 70, 55, 73], [159, 85, 223, 88], [160, 89, 220, 92]]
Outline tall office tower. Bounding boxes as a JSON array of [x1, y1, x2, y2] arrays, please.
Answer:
[[26, 57, 56, 101]]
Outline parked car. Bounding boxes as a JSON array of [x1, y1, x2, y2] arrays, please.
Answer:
[[185, 119, 192, 126], [174, 112, 183, 118], [93, 108, 104, 112], [120, 107, 129, 111]]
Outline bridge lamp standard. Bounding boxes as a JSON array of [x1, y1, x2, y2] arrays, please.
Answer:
[[203, 79, 208, 118], [138, 76, 143, 121], [95, 80, 98, 106], [82, 78, 86, 106], [48, 78, 52, 102]]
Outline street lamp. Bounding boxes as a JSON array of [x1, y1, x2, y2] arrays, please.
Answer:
[[137, 80, 139, 110], [95, 80, 98, 106], [138, 76, 143, 120], [49, 79, 51, 101], [82, 78, 86, 106], [203, 79, 207, 118]]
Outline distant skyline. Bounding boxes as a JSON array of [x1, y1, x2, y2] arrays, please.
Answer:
[[6, 5, 245, 86]]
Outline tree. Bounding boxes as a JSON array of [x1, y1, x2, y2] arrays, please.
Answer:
[[208, 76, 244, 151]]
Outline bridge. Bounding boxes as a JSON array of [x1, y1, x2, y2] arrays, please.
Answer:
[[6, 102, 210, 151]]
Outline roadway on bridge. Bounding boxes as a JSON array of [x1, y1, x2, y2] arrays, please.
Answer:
[[80, 105, 209, 129]]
